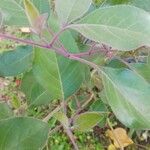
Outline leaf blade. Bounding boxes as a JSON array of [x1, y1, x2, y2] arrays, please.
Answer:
[[0, 117, 49, 150], [21, 71, 52, 106], [23, 0, 39, 26], [101, 67, 150, 129], [55, 0, 92, 25], [0, 0, 50, 26], [33, 47, 84, 100], [69, 5, 150, 50], [32, 26, 85, 100], [73, 112, 102, 132], [0, 103, 13, 120], [0, 46, 33, 77]]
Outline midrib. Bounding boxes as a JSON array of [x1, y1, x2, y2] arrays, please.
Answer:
[[54, 53, 64, 100]]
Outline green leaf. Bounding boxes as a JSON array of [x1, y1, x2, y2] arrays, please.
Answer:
[[0, 0, 28, 26], [21, 71, 52, 106], [107, 58, 150, 82], [106, 58, 127, 68], [69, 5, 150, 50], [30, 0, 50, 14], [11, 96, 21, 109], [100, 0, 150, 12], [73, 112, 102, 132], [32, 14, 85, 100], [33, 48, 83, 100], [54, 111, 69, 128], [130, 63, 150, 83], [55, 0, 92, 25], [23, 0, 49, 34], [98, 0, 130, 6], [33, 31, 84, 100], [89, 100, 108, 128], [0, 46, 33, 77], [23, 0, 39, 26], [147, 52, 150, 61], [0, 117, 49, 150], [90, 100, 107, 113], [0, 0, 50, 26], [0, 103, 13, 120], [0, 11, 3, 27], [101, 67, 150, 129]]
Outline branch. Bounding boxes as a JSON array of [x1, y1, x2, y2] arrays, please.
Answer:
[[72, 49, 101, 57], [0, 32, 111, 61], [47, 27, 68, 52], [43, 102, 63, 122], [65, 128, 79, 150], [69, 54, 100, 70], [0, 33, 70, 57], [70, 93, 94, 124], [0, 33, 51, 49], [0, 30, 102, 71], [49, 27, 67, 47]]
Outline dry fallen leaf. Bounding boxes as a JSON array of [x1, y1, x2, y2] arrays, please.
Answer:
[[106, 127, 133, 148], [108, 144, 117, 150], [20, 27, 30, 33]]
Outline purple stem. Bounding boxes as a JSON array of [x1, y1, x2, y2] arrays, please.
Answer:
[[49, 27, 67, 47], [69, 54, 99, 70], [0, 32, 109, 59], [72, 49, 102, 57], [0, 32, 100, 70], [0, 33, 69, 57], [47, 27, 69, 54], [0, 30, 103, 150], [0, 33, 51, 49]]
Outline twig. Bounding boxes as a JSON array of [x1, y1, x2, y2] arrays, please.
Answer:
[[48, 93, 95, 133], [72, 43, 111, 58], [0, 33, 110, 62], [43, 102, 63, 122], [47, 27, 67, 52], [49, 125, 62, 135], [49, 27, 66, 47], [0, 33, 51, 49], [69, 54, 100, 70], [82, 93, 94, 108], [62, 99, 67, 115], [70, 93, 94, 124], [135, 143, 149, 149], [47, 93, 95, 150], [66, 93, 95, 150], [65, 128, 79, 150], [74, 95, 81, 109], [43, 97, 71, 122]]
